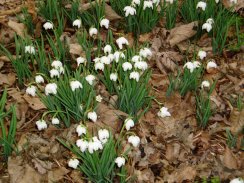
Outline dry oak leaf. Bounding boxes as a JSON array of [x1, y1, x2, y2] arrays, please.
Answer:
[[156, 52, 177, 74], [7, 20, 26, 37], [104, 4, 121, 21], [167, 21, 198, 46], [23, 94, 46, 110], [0, 72, 15, 86], [48, 167, 70, 183], [221, 147, 238, 170], [166, 166, 197, 183]]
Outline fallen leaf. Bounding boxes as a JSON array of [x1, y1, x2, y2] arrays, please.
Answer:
[[32, 158, 53, 175], [166, 166, 197, 183], [230, 108, 244, 134], [105, 4, 121, 21], [167, 21, 198, 46], [48, 167, 70, 183], [23, 94, 46, 110], [223, 0, 244, 11], [69, 43, 83, 56], [221, 147, 238, 170], [7, 20, 26, 37], [0, 73, 16, 86]]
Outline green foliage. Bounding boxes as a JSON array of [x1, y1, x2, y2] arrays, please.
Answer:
[[0, 89, 17, 161], [109, 0, 131, 17], [226, 129, 237, 149], [237, 94, 243, 112], [18, 7, 35, 35], [38, 0, 62, 21], [165, 0, 178, 29]]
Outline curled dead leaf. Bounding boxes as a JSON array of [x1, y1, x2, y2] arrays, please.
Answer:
[[23, 94, 46, 110], [222, 147, 238, 170], [7, 20, 26, 37]]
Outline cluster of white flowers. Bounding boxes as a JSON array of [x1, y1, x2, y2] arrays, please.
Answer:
[[183, 61, 201, 73], [36, 119, 48, 131], [202, 18, 214, 32], [26, 85, 37, 97], [25, 45, 35, 55], [157, 107, 171, 118], [50, 60, 64, 78]]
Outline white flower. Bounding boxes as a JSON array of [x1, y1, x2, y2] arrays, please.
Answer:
[[59, 66, 65, 74], [134, 61, 148, 71], [230, 0, 237, 4], [108, 54, 114, 62], [76, 139, 88, 152], [50, 69, 60, 78], [51, 118, 60, 125], [104, 45, 112, 55], [35, 75, 44, 84], [96, 95, 103, 102], [128, 135, 140, 147], [183, 61, 201, 73], [132, 55, 142, 62], [116, 37, 129, 50], [100, 56, 111, 65], [93, 57, 100, 63], [95, 62, 105, 71], [124, 6, 136, 17], [132, 0, 141, 6], [25, 45, 35, 54], [110, 73, 118, 81], [70, 80, 83, 91], [26, 86, 36, 97], [89, 27, 98, 37], [139, 48, 152, 58], [198, 50, 207, 60], [73, 19, 81, 28], [88, 111, 97, 122], [193, 61, 201, 68], [125, 118, 134, 131], [45, 83, 58, 95], [196, 1, 207, 11], [215, 0, 219, 3], [207, 61, 217, 70], [51, 60, 63, 69], [165, 0, 175, 4], [201, 80, 210, 88], [114, 51, 125, 62], [100, 18, 109, 29], [129, 71, 140, 82], [122, 62, 133, 71], [76, 125, 86, 136], [202, 22, 212, 32], [68, 159, 79, 169], [115, 157, 125, 167], [36, 120, 48, 131], [143, 1, 153, 10], [98, 129, 109, 144], [88, 137, 103, 154], [43, 22, 53, 30], [230, 178, 244, 183], [157, 107, 171, 118], [206, 18, 214, 25], [77, 57, 86, 66], [85, 74, 96, 85], [79, 104, 83, 111]]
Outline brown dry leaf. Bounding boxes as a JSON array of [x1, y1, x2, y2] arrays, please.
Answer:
[[0, 73, 15, 86], [139, 32, 152, 43], [221, 147, 238, 169], [48, 167, 70, 183], [166, 166, 197, 183], [23, 94, 46, 110], [32, 158, 53, 175], [223, 0, 244, 11], [0, 61, 4, 69], [135, 169, 155, 183], [151, 37, 162, 53], [26, 0, 37, 22], [165, 143, 181, 162], [156, 52, 177, 74], [69, 43, 83, 56], [229, 108, 244, 134], [69, 170, 85, 183], [7, 20, 26, 37], [167, 21, 198, 46], [105, 4, 121, 21]]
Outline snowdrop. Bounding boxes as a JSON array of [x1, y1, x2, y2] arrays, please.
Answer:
[[157, 107, 171, 118], [45, 83, 58, 95], [104, 45, 112, 55], [100, 18, 109, 29], [215, 0, 219, 3], [70, 80, 83, 91], [196, 1, 207, 11], [68, 159, 79, 169], [85, 74, 96, 85], [76, 125, 86, 136], [114, 51, 125, 62], [36, 120, 48, 131], [51, 118, 60, 125], [110, 73, 118, 81], [88, 111, 97, 122], [139, 48, 152, 58], [95, 62, 105, 71], [132, 0, 141, 6], [132, 55, 142, 63], [88, 137, 103, 153], [198, 50, 207, 60], [93, 57, 100, 63], [183, 61, 201, 73], [73, 19, 81, 28], [115, 157, 125, 167], [96, 95, 103, 102], [98, 129, 109, 144], [230, 178, 244, 183], [125, 118, 134, 131], [201, 80, 210, 88], [108, 54, 114, 62], [202, 22, 212, 32], [134, 61, 148, 71], [207, 61, 217, 70], [26, 86, 36, 97], [193, 61, 201, 68], [35, 75, 44, 84], [143, 1, 153, 10], [43, 21, 53, 30], [206, 18, 214, 25], [51, 60, 63, 69], [124, 6, 136, 17], [128, 135, 140, 147], [76, 139, 88, 152], [77, 57, 86, 66], [50, 69, 60, 78], [100, 56, 111, 65], [25, 45, 35, 54], [116, 37, 129, 50], [129, 71, 140, 82], [122, 62, 133, 71], [89, 27, 98, 37]]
